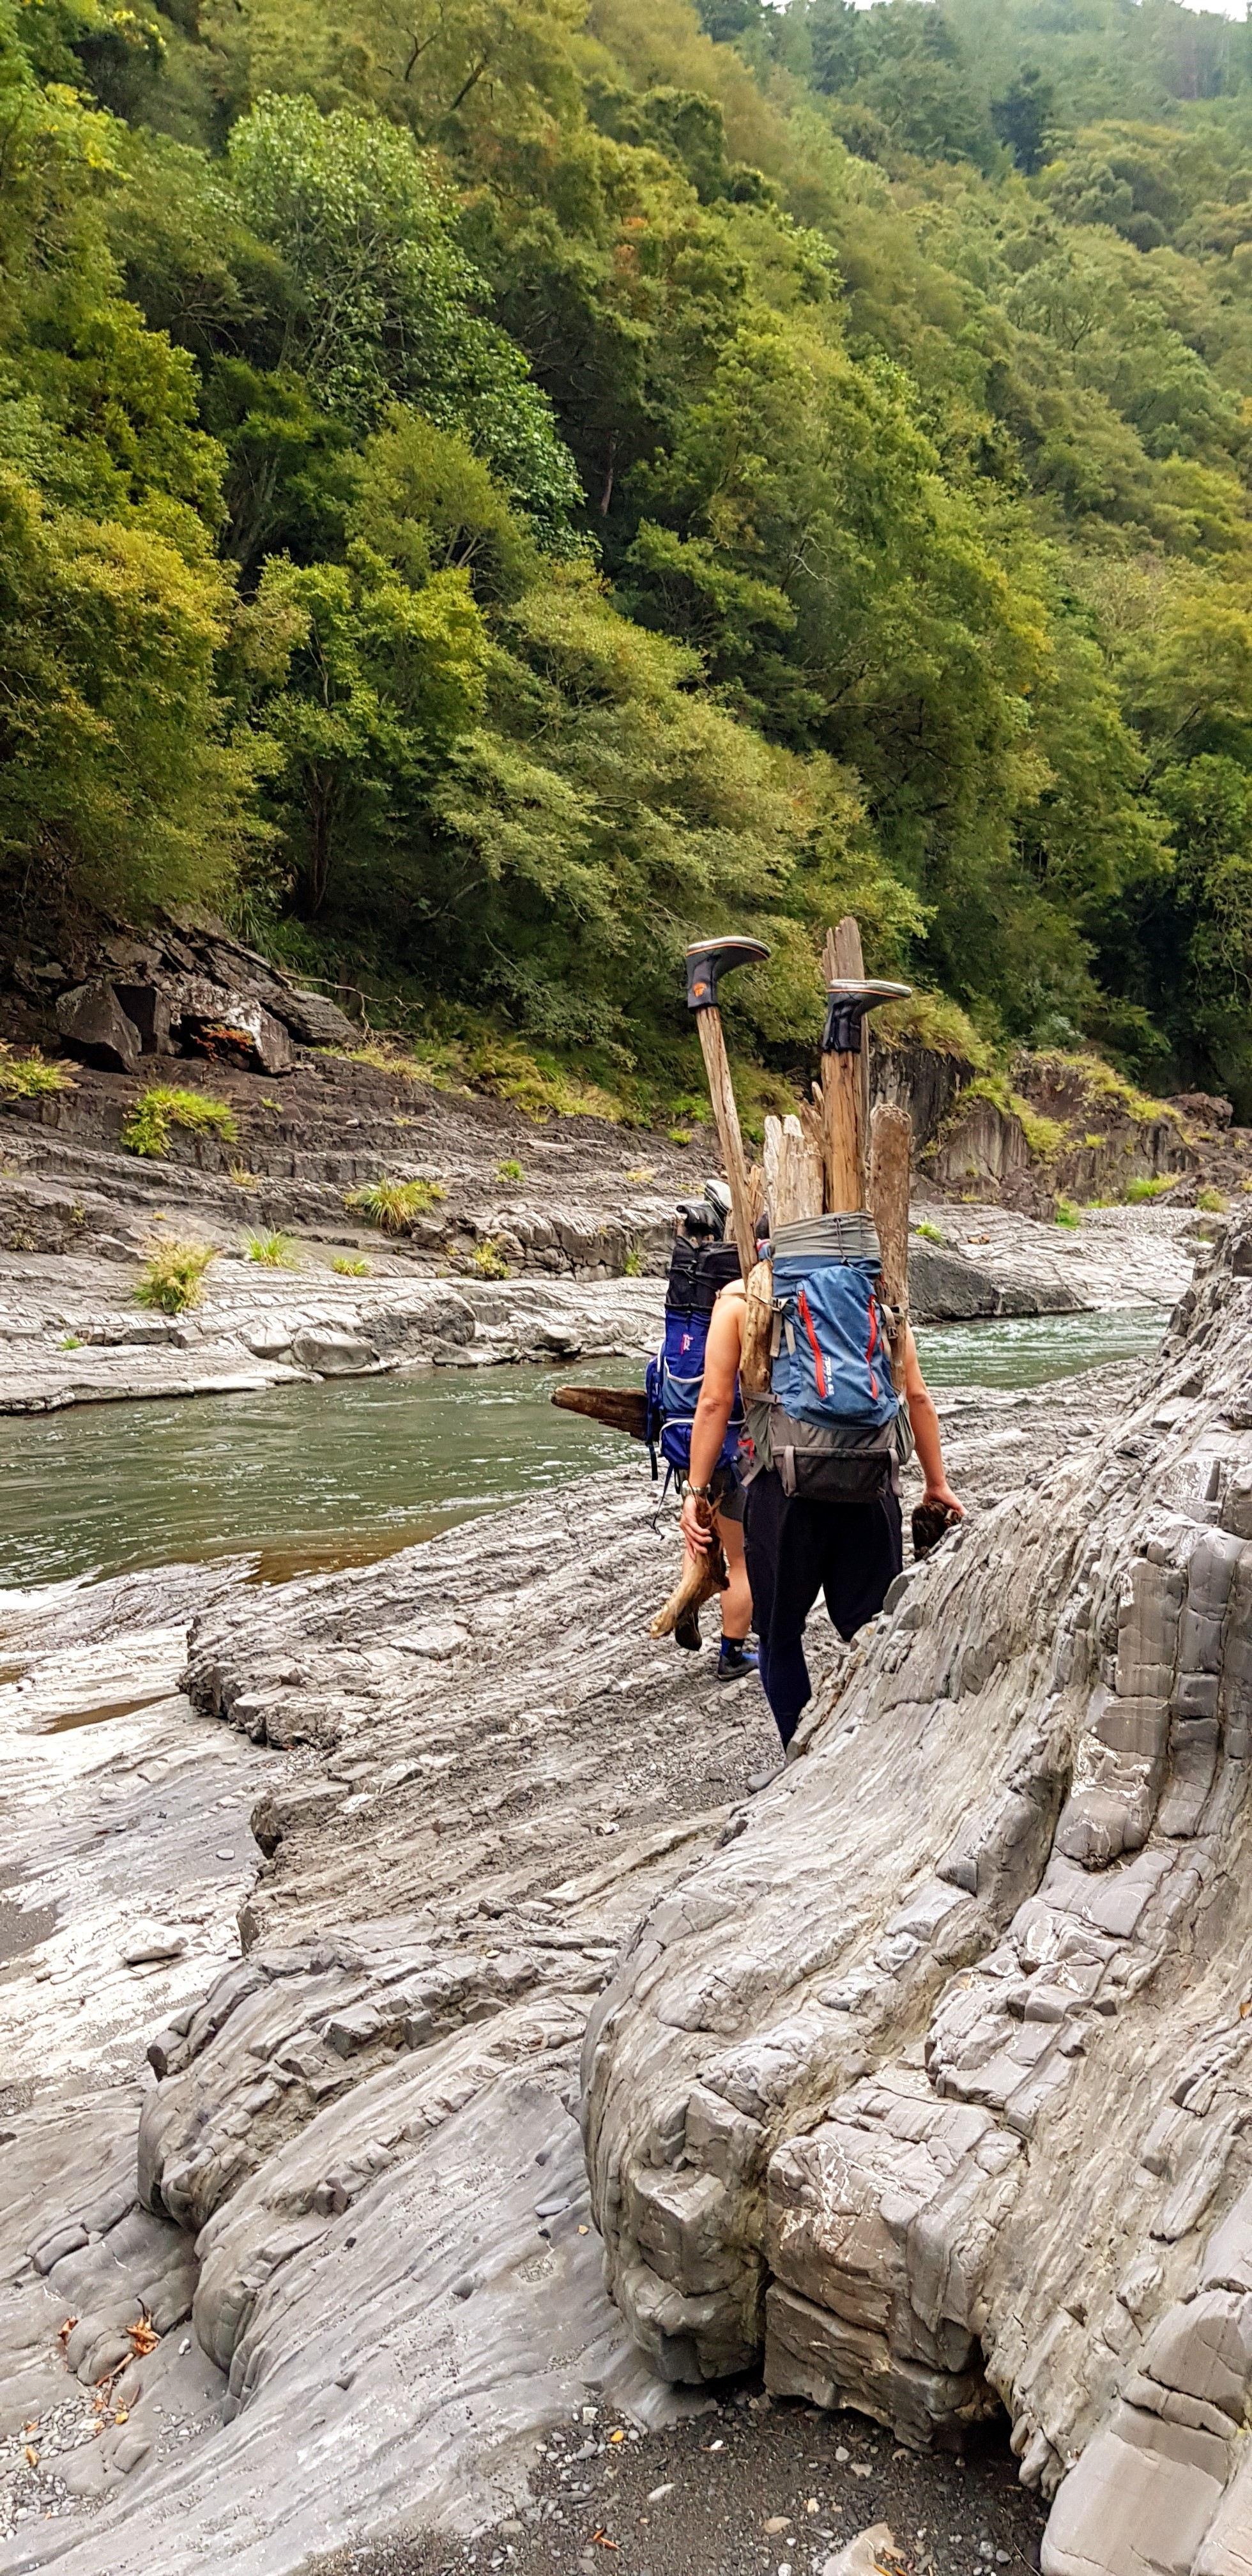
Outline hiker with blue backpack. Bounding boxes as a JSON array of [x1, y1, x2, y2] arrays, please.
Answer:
[[679, 1208, 963, 1747], [646, 1184, 760, 1681]]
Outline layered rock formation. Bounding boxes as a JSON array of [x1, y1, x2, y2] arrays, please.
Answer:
[[584, 1220, 1252, 2576], [1, 1358, 1134, 2573]]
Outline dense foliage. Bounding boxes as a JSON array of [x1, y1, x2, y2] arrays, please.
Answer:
[[3, 0, 1251, 1108]]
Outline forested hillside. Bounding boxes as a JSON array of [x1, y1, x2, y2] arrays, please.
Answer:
[[2, 0, 1251, 1114]]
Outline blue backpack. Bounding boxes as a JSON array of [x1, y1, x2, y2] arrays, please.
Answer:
[[759, 1218, 910, 1501], [645, 1238, 744, 1484]]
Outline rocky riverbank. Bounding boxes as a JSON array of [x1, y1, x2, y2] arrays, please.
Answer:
[[0, 1346, 1152, 2575], [0, 1202, 1199, 1415]]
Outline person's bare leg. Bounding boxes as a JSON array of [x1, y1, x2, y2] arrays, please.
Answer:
[[716, 1512, 752, 1640]]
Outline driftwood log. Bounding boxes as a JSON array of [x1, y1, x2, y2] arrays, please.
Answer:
[[648, 1498, 728, 1641], [550, 1384, 649, 1440]]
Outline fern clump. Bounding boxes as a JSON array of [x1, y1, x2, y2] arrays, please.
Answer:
[[345, 1175, 447, 1233], [134, 1239, 218, 1313], [0, 1045, 73, 1099], [122, 1087, 238, 1160]]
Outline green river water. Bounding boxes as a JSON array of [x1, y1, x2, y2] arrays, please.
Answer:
[[2, 1307, 1166, 1592]]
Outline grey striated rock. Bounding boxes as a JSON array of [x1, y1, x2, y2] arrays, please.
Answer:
[[583, 1220, 1252, 2576], [0, 1302, 1228, 2575]]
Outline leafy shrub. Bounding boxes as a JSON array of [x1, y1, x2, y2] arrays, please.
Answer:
[[1125, 1174, 1180, 1202], [497, 1158, 525, 1183], [345, 1174, 447, 1232], [1196, 1185, 1228, 1213], [244, 1229, 298, 1266], [1055, 1197, 1081, 1229], [122, 1088, 238, 1159], [914, 1219, 945, 1243], [332, 1254, 371, 1275], [0, 1045, 73, 1099], [471, 1238, 510, 1278], [134, 1239, 217, 1312], [623, 1244, 643, 1276], [668, 1128, 692, 1146], [876, 992, 991, 1068]]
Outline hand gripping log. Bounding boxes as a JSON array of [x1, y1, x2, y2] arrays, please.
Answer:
[[685, 936, 770, 1285]]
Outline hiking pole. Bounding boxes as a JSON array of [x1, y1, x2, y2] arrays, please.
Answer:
[[685, 936, 770, 1285]]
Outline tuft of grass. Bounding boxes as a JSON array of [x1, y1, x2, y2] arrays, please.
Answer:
[[1081, 1132, 1106, 1151], [496, 1158, 526, 1183], [134, 1238, 217, 1314], [914, 1219, 945, 1244], [345, 1174, 447, 1234], [875, 990, 992, 1068], [471, 1238, 511, 1279], [623, 1244, 644, 1277], [1125, 1174, 1180, 1203], [228, 1162, 260, 1189], [1196, 1185, 1228, 1213], [1055, 1197, 1082, 1229], [667, 1128, 692, 1146], [0, 1045, 73, 1099], [122, 1087, 237, 1160], [244, 1228, 298, 1268], [332, 1254, 371, 1276], [57, 1333, 83, 1350]]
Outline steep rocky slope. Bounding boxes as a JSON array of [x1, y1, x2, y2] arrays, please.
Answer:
[[585, 1222, 1252, 2576]]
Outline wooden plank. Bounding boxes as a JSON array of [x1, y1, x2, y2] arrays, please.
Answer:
[[774, 1112, 823, 1225], [821, 1049, 862, 1213], [869, 1100, 912, 1393], [740, 1256, 774, 1398], [696, 1008, 756, 1286], [830, 912, 870, 1206]]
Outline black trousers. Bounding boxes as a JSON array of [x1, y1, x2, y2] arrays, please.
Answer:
[[744, 1468, 903, 1747]]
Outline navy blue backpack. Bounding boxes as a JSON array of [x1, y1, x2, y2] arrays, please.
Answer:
[[645, 1238, 743, 1484]]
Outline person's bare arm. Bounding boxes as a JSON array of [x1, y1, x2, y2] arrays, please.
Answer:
[[678, 1293, 744, 1554], [903, 1326, 963, 1516]]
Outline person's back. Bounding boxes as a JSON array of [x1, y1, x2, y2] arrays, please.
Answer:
[[680, 1261, 962, 1746]]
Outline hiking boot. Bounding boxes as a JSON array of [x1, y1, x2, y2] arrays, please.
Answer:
[[717, 1637, 759, 1681], [674, 1607, 702, 1651]]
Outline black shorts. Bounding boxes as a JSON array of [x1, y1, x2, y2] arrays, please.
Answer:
[[744, 1465, 902, 1644]]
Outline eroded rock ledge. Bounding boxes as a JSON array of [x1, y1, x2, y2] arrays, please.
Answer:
[[0, 1361, 1131, 2573], [584, 1221, 1252, 2576]]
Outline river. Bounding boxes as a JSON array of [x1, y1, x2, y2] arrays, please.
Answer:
[[1, 1307, 1166, 1591]]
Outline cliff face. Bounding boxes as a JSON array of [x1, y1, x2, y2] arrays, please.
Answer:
[[584, 1221, 1252, 2576]]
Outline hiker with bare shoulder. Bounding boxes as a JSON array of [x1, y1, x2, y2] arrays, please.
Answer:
[[645, 1184, 758, 1679], [680, 1220, 962, 1748]]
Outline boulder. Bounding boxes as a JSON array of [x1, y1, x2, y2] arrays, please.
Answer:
[[55, 980, 143, 1073], [172, 978, 294, 1076], [289, 1326, 376, 1374], [267, 988, 360, 1049]]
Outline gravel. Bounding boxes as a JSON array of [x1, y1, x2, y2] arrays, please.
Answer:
[[311, 2388, 1046, 2576]]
